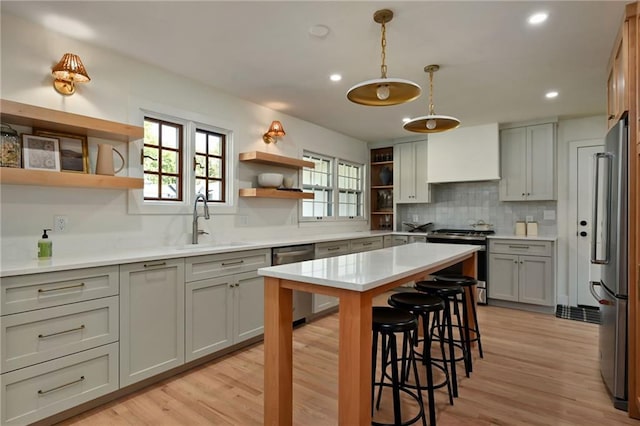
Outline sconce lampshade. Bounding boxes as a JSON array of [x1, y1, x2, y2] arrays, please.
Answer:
[[51, 53, 90, 95], [263, 120, 286, 143]]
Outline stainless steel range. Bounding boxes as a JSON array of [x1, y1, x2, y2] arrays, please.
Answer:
[[426, 228, 494, 304]]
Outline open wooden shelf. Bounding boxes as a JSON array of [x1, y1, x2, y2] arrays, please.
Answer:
[[0, 168, 143, 190], [1, 99, 144, 142], [239, 188, 313, 199], [239, 151, 314, 169]]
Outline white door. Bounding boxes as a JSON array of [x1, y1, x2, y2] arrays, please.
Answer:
[[570, 142, 604, 307]]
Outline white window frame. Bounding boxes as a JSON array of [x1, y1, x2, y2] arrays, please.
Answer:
[[300, 151, 365, 222], [337, 159, 364, 219], [128, 101, 235, 215]]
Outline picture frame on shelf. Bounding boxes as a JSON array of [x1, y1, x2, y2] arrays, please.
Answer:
[[34, 129, 89, 173], [22, 134, 61, 171]]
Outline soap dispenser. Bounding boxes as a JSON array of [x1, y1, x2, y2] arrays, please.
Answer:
[[38, 229, 53, 259]]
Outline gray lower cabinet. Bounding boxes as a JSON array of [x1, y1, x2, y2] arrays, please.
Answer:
[[0, 266, 120, 425], [488, 239, 555, 306], [184, 249, 270, 363], [119, 258, 185, 387]]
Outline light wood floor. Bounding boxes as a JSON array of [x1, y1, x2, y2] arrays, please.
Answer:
[[59, 296, 637, 426]]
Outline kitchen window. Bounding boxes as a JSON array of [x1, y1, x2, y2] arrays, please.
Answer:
[[301, 152, 364, 221], [194, 128, 225, 203], [143, 118, 183, 201], [132, 108, 232, 215]]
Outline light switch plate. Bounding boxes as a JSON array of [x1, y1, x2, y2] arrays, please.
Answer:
[[526, 215, 534, 222]]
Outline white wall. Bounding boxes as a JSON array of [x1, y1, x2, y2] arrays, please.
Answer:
[[0, 13, 369, 263], [556, 115, 607, 305]]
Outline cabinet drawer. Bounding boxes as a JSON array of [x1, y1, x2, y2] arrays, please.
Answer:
[[384, 235, 409, 247], [349, 237, 384, 253], [1, 297, 119, 373], [489, 239, 552, 256], [315, 241, 350, 258], [185, 249, 270, 282], [1, 266, 119, 316], [0, 343, 118, 426]]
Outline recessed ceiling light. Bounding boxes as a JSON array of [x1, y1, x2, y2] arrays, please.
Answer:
[[330, 74, 342, 82], [528, 12, 548, 25], [545, 91, 559, 99], [402, 117, 411, 123]]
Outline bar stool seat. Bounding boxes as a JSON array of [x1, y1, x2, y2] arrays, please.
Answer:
[[388, 292, 452, 426], [372, 307, 427, 426]]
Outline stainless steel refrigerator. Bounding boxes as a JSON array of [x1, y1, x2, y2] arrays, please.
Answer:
[[590, 117, 628, 411]]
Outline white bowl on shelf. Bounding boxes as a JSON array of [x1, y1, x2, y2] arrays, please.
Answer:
[[258, 173, 283, 188]]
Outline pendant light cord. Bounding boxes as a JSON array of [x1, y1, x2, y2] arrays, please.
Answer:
[[428, 68, 435, 115], [380, 19, 387, 79]]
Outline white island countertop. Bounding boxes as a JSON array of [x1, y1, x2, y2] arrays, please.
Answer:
[[258, 242, 479, 292]]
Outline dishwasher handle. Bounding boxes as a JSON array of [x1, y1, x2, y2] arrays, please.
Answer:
[[273, 249, 314, 265]]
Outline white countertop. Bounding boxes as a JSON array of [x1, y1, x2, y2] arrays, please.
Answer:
[[0, 231, 391, 277], [258, 242, 479, 292], [1, 229, 555, 278]]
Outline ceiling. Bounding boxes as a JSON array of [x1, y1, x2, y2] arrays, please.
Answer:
[[1, 1, 627, 143]]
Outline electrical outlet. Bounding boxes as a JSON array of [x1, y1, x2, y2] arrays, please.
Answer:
[[238, 215, 249, 226], [526, 215, 534, 222], [412, 214, 419, 222], [54, 215, 68, 232]]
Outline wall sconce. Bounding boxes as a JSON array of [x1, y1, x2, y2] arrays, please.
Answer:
[[51, 53, 91, 95], [262, 120, 286, 144]]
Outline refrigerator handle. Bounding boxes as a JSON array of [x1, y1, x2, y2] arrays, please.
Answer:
[[589, 281, 612, 305], [591, 152, 612, 265]]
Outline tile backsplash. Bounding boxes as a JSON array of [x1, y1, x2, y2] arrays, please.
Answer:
[[396, 181, 557, 235]]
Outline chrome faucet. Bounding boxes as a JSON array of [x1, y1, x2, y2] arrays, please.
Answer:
[[192, 193, 210, 244]]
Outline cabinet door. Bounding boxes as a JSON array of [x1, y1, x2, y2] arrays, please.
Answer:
[[234, 271, 265, 343], [185, 276, 233, 362], [395, 142, 416, 202], [120, 259, 185, 386], [413, 141, 430, 202], [518, 255, 554, 306], [499, 127, 527, 201], [383, 235, 409, 247], [526, 124, 556, 200], [488, 253, 519, 301]]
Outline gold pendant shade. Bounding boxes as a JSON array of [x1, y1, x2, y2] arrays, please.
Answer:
[[404, 64, 460, 133], [347, 9, 421, 106]]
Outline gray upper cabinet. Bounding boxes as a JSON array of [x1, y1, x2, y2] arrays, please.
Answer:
[[499, 123, 556, 201], [394, 141, 430, 203]]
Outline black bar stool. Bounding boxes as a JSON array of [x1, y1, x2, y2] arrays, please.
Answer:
[[434, 274, 484, 368], [388, 292, 453, 426], [414, 281, 469, 398], [372, 306, 427, 426]]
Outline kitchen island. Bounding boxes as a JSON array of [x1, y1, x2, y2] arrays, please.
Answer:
[[258, 242, 479, 425]]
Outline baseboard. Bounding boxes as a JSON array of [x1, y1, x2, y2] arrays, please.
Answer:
[[487, 298, 555, 314]]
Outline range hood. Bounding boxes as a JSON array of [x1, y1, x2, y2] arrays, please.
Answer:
[[426, 122, 500, 183]]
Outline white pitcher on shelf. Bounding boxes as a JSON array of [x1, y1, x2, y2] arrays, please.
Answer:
[[95, 144, 125, 176]]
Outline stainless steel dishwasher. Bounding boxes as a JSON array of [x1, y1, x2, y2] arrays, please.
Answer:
[[272, 244, 314, 324]]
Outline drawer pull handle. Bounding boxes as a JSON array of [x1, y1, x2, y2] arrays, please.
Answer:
[[222, 260, 244, 266], [363, 242, 373, 246], [327, 247, 341, 251], [38, 324, 85, 339], [38, 376, 85, 395], [38, 283, 85, 293], [508, 245, 530, 249], [144, 261, 167, 268]]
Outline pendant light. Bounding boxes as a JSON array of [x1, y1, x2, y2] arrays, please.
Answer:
[[403, 64, 460, 133], [347, 9, 421, 106]]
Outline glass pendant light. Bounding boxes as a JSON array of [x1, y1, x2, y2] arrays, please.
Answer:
[[403, 64, 460, 133], [346, 9, 421, 106]]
